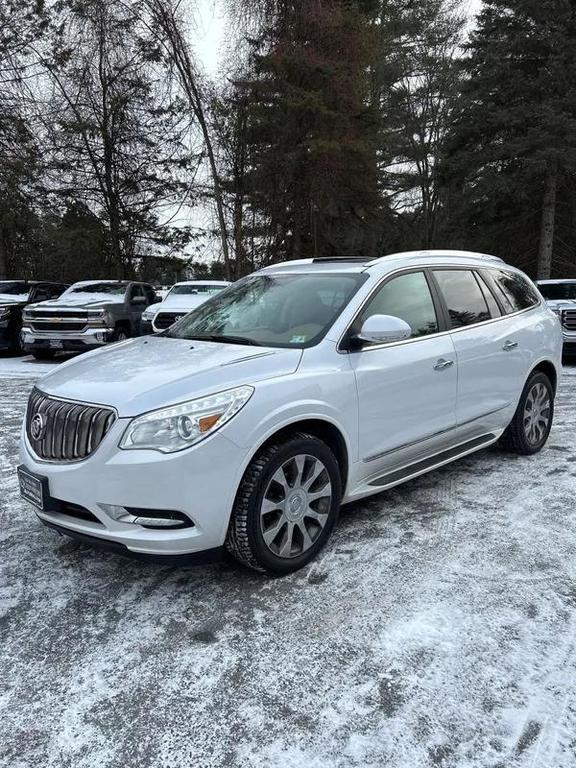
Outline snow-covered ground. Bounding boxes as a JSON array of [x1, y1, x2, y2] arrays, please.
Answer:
[[2, 358, 576, 767], [0, 354, 61, 378]]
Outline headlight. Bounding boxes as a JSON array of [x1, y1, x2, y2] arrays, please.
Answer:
[[0, 306, 10, 320], [87, 308, 110, 325], [142, 308, 156, 321], [119, 385, 254, 453]]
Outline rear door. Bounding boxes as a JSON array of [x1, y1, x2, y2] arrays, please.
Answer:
[[431, 267, 530, 427], [349, 270, 458, 468]]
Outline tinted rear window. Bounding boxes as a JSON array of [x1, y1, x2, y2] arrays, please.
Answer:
[[488, 270, 540, 313]]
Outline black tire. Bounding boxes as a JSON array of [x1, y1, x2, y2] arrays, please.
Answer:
[[32, 350, 56, 361], [112, 325, 130, 342], [226, 432, 342, 575], [499, 371, 554, 455]]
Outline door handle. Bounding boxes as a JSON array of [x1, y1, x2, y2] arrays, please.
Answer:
[[503, 340, 518, 351], [434, 358, 454, 371]]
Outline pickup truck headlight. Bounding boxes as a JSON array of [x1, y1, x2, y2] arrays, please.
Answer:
[[142, 307, 156, 321], [119, 385, 254, 453], [87, 308, 111, 326], [0, 306, 10, 320]]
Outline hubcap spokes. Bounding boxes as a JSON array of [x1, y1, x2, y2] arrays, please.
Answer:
[[260, 454, 332, 559], [523, 382, 551, 445]]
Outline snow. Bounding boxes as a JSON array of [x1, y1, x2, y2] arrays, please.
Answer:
[[0, 355, 61, 379], [2, 358, 576, 767]]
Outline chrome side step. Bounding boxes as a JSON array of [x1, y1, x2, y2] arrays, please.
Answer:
[[368, 433, 497, 488]]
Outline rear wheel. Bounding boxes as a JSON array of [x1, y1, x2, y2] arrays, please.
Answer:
[[32, 350, 56, 361], [499, 371, 554, 455], [226, 433, 342, 574]]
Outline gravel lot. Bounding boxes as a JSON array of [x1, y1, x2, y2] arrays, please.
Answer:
[[2, 358, 576, 768]]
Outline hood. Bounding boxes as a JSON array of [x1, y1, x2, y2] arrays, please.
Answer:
[[39, 335, 302, 416], [30, 293, 124, 310], [158, 294, 212, 311], [543, 298, 576, 310]]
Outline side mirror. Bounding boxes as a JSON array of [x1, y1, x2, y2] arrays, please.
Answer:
[[354, 314, 412, 347], [131, 295, 147, 306]]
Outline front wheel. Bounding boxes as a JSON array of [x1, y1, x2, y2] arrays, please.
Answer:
[[226, 433, 342, 574], [499, 371, 554, 455], [112, 326, 130, 342]]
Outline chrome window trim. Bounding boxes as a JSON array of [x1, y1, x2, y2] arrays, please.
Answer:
[[337, 264, 542, 354]]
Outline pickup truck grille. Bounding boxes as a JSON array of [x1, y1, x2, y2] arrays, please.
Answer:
[[31, 320, 86, 332], [562, 309, 576, 331], [28, 310, 89, 333], [154, 312, 186, 330], [26, 388, 116, 462]]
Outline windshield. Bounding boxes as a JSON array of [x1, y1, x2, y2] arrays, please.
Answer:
[[0, 281, 31, 299], [166, 272, 367, 348], [168, 284, 227, 296], [539, 283, 576, 301], [67, 282, 128, 296]]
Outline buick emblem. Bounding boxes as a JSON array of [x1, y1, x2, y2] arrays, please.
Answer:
[[31, 413, 46, 441]]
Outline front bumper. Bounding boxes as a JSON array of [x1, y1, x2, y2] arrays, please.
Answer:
[[140, 319, 154, 335], [19, 419, 248, 559], [21, 326, 114, 352]]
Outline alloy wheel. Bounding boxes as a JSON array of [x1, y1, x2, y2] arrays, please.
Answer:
[[523, 382, 551, 445], [259, 454, 332, 559]]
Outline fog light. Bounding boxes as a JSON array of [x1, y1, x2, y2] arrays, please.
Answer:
[[98, 503, 193, 529]]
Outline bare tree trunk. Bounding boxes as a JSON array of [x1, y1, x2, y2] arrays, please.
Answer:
[[147, 0, 231, 280], [538, 163, 558, 280]]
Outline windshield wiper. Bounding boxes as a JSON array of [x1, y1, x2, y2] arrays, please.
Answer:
[[178, 334, 263, 346]]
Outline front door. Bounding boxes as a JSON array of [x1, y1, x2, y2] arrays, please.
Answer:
[[349, 270, 458, 467]]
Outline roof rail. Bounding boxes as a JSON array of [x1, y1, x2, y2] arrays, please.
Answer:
[[366, 250, 505, 266], [311, 257, 369, 263]]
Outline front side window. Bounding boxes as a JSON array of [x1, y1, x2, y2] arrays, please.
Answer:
[[357, 271, 439, 339], [167, 272, 367, 348], [488, 270, 540, 312], [434, 270, 491, 328]]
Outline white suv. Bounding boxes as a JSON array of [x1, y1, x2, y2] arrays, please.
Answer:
[[18, 251, 562, 574]]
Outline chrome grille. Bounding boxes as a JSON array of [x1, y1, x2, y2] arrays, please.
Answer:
[[26, 388, 116, 462], [154, 312, 186, 330], [562, 309, 576, 331]]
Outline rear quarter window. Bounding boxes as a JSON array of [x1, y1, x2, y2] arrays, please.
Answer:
[[486, 270, 540, 313]]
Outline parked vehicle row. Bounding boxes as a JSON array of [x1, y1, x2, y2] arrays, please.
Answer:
[[17, 250, 562, 576], [0, 278, 230, 360]]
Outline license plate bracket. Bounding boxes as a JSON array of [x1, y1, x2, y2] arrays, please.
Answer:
[[17, 466, 57, 512]]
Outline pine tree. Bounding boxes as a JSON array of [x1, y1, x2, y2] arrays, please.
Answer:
[[443, 0, 576, 277], [232, 0, 385, 263]]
